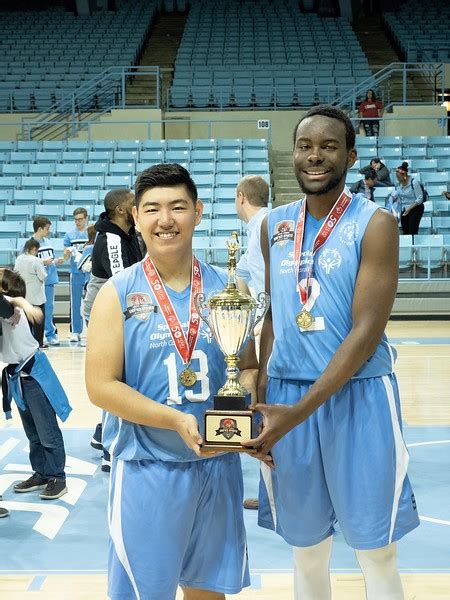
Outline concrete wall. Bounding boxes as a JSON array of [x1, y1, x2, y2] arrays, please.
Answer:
[[383, 105, 447, 136], [76, 108, 163, 141], [0, 113, 35, 140]]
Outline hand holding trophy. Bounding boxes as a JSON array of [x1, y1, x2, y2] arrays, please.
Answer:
[[195, 232, 269, 451]]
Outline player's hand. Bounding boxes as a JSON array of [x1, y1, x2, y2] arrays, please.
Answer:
[[175, 413, 204, 456], [55, 257, 65, 265], [9, 307, 21, 327], [241, 403, 300, 461]]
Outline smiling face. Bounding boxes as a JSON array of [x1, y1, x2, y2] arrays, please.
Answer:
[[132, 185, 203, 262], [293, 115, 356, 197]]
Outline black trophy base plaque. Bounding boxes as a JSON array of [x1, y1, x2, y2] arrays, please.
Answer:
[[202, 394, 257, 452]]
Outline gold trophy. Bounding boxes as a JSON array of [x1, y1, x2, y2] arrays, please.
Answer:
[[195, 233, 269, 450]]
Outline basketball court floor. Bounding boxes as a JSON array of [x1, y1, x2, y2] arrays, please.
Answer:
[[1, 320, 449, 599]]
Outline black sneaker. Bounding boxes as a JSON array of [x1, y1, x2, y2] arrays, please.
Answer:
[[14, 473, 48, 493], [90, 423, 103, 451], [101, 450, 111, 473], [0, 496, 9, 518], [40, 479, 68, 500]]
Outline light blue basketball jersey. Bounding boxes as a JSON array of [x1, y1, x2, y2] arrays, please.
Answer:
[[267, 194, 396, 381], [36, 237, 59, 286], [63, 228, 88, 274], [104, 260, 229, 462]]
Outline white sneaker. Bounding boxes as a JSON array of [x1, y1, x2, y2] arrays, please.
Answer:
[[69, 333, 81, 343], [79, 338, 86, 347], [48, 337, 60, 346]]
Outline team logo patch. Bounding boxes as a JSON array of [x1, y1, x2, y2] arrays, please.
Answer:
[[216, 418, 242, 440], [318, 248, 342, 274], [271, 220, 295, 246], [124, 293, 157, 321], [339, 221, 359, 245]]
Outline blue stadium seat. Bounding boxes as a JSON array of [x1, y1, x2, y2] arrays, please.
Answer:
[[4, 204, 34, 221], [13, 189, 42, 204], [71, 190, 101, 205], [77, 175, 105, 190], [104, 175, 132, 189], [0, 221, 26, 238], [55, 163, 82, 176], [42, 189, 71, 205], [34, 205, 65, 221]]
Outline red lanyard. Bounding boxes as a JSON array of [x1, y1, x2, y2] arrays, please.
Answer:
[[142, 256, 202, 366], [294, 188, 352, 305]]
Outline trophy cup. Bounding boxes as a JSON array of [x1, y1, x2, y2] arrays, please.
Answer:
[[195, 232, 269, 450]]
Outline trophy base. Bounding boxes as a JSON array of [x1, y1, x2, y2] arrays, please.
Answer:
[[202, 394, 259, 451]]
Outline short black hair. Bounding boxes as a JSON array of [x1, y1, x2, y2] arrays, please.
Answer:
[[365, 168, 377, 181], [103, 188, 133, 218], [134, 163, 198, 207], [24, 238, 40, 254], [293, 105, 356, 151], [0, 268, 26, 297]]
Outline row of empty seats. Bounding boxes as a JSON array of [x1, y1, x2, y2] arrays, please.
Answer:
[[169, 0, 372, 108], [384, 0, 450, 62], [399, 235, 450, 279], [0, 0, 156, 113]]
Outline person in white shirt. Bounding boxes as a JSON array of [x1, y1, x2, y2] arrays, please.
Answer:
[[14, 239, 47, 348], [235, 175, 270, 510], [0, 268, 71, 501]]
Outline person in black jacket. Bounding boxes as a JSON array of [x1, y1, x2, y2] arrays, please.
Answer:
[[359, 158, 392, 187], [350, 168, 377, 202], [83, 188, 143, 472]]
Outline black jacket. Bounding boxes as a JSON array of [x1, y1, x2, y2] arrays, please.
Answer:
[[359, 162, 392, 186], [350, 179, 375, 202], [92, 212, 143, 279]]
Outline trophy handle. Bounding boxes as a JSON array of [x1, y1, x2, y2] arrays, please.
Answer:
[[252, 291, 270, 335], [194, 292, 211, 327]]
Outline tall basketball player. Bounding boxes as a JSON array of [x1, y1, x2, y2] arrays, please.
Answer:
[[242, 106, 420, 600], [85, 164, 255, 600]]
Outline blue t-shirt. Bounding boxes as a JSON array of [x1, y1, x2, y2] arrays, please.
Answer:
[[63, 228, 88, 274], [103, 260, 231, 462], [267, 194, 396, 381], [35, 236, 59, 286]]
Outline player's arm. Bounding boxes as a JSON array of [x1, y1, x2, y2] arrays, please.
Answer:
[[85, 281, 204, 455], [255, 215, 274, 404], [245, 209, 399, 456], [63, 235, 72, 261]]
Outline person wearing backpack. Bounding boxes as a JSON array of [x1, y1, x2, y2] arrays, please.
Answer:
[[389, 162, 425, 235]]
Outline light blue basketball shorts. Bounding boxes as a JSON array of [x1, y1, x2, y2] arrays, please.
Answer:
[[258, 374, 420, 550], [108, 453, 250, 600]]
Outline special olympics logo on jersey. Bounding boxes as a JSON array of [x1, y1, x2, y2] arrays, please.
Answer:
[[339, 221, 359, 245], [318, 249, 342, 274], [271, 220, 295, 246], [124, 293, 157, 321]]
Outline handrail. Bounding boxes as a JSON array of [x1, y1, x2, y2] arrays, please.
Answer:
[[332, 62, 444, 112], [21, 66, 161, 141]]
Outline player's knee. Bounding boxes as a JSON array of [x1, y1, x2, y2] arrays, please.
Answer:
[[293, 539, 332, 574], [182, 587, 225, 600], [356, 543, 397, 570]]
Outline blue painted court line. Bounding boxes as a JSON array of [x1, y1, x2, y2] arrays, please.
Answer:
[[27, 575, 46, 591]]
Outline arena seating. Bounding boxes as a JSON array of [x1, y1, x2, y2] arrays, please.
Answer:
[[383, 0, 450, 62], [168, 0, 372, 109], [0, 1, 156, 112], [0, 138, 271, 268]]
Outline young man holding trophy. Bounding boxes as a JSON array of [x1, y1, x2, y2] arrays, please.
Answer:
[[86, 164, 261, 600], [242, 106, 419, 600]]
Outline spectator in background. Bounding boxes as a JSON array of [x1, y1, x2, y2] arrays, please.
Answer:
[[235, 174, 270, 511], [0, 290, 43, 518], [32, 216, 65, 347], [350, 168, 377, 202], [360, 158, 392, 187], [0, 268, 71, 501], [442, 191, 450, 200], [359, 89, 383, 136], [14, 239, 47, 349], [63, 207, 89, 344], [83, 188, 142, 473], [390, 161, 424, 235]]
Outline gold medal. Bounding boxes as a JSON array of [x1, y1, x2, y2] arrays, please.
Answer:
[[179, 368, 197, 387], [296, 310, 314, 330]]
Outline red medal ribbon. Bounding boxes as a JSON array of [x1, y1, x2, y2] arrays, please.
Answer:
[[294, 188, 352, 306], [142, 256, 202, 366]]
